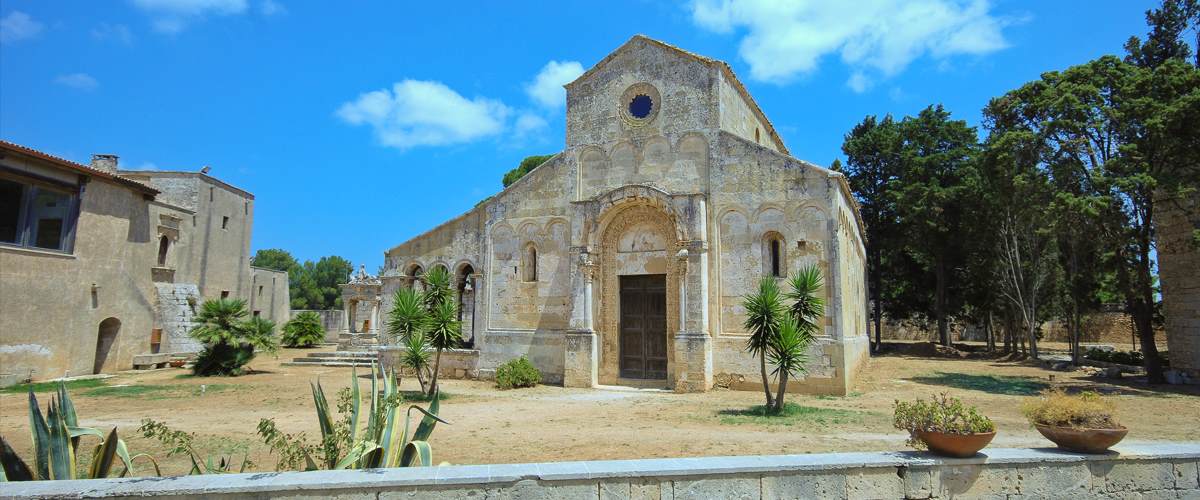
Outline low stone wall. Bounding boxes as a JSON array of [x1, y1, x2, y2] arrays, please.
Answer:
[[378, 347, 480, 380], [4, 444, 1196, 499]]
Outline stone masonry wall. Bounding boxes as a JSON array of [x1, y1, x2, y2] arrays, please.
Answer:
[[1157, 191, 1199, 381], [6, 444, 1197, 499]]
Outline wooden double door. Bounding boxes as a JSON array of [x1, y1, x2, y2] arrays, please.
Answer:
[[619, 274, 668, 380]]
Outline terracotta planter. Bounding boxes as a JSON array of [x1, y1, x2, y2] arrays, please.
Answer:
[[913, 430, 996, 458], [169, 359, 186, 368], [1035, 424, 1127, 454]]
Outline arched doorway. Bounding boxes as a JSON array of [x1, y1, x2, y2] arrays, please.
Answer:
[[595, 202, 680, 387], [94, 317, 121, 374], [456, 264, 476, 347]]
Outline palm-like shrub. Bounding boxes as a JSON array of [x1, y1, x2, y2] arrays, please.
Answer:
[[402, 331, 432, 393], [421, 266, 453, 311], [386, 288, 426, 343], [424, 300, 462, 397], [282, 311, 326, 348], [768, 265, 824, 412], [190, 298, 278, 376], [743, 277, 785, 408]]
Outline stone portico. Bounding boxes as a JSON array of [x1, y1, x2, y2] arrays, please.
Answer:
[[377, 36, 869, 394]]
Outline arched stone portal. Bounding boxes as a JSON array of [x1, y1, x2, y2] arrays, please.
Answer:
[[596, 203, 680, 387], [564, 185, 713, 392], [94, 317, 120, 374]]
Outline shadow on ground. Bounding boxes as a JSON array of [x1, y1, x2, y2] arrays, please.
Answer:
[[908, 371, 1050, 396]]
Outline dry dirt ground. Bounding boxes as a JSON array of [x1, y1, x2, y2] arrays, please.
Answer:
[[2, 345, 1197, 476]]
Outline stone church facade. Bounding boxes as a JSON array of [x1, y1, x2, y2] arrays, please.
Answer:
[[381, 36, 869, 394]]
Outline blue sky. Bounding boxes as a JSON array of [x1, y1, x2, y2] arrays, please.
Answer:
[[0, 1, 1156, 271]]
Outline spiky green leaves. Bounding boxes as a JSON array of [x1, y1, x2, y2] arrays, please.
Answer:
[[743, 277, 786, 357], [282, 311, 326, 348]]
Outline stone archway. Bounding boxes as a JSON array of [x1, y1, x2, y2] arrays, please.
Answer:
[[596, 202, 680, 387], [94, 317, 121, 374]]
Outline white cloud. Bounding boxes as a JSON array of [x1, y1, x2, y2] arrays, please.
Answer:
[[55, 73, 99, 91], [690, 0, 1010, 89], [91, 23, 134, 44], [260, 0, 285, 16], [525, 60, 584, 109], [337, 80, 511, 150], [0, 11, 43, 43], [130, 0, 248, 33]]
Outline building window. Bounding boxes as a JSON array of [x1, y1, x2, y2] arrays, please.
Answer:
[[253, 310, 261, 318], [244, 201, 248, 215], [222, 216, 229, 230], [763, 232, 786, 278], [755, 128, 761, 144], [220, 290, 230, 299], [0, 175, 78, 253], [157, 235, 170, 266], [522, 243, 538, 282], [209, 187, 214, 202], [258, 285, 264, 297]]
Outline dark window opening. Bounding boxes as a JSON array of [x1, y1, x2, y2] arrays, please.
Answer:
[[258, 285, 264, 296], [0, 176, 77, 252], [770, 239, 781, 277], [157, 235, 170, 266], [755, 128, 761, 144], [220, 290, 230, 299], [253, 310, 261, 318], [628, 94, 653, 119], [523, 244, 538, 282], [244, 201, 248, 215], [209, 187, 214, 202], [221, 216, 229, 230]]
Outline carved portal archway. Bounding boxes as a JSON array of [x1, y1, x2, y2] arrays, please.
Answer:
[[596, 202, 680, 387]]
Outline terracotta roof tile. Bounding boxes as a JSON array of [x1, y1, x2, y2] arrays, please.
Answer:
[[0, 139, 159, 195]]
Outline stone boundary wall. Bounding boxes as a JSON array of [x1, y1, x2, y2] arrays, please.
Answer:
[[3, 444, 1197, 499]]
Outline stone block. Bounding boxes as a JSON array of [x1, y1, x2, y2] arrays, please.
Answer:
[[600, 479, 630, 500], [1176, 461, 1200, 490], [845, 468, 904, 499], [507, 479, 597, 500], [900, 467, 934, 499], [1016, 463, 1091, 498], [761, 471, 847, 499], [630, 477, 672, 500], [934, 464, 1017, 498], [671, 476, 759, 500], [1097, 460, 1179, 492]]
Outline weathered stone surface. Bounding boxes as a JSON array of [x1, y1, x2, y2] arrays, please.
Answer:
[[672, 476, 759, 499], [761, 472, 847, 499]]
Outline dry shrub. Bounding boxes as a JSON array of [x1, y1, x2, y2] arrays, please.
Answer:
[[1022, 389, 1121, 429]]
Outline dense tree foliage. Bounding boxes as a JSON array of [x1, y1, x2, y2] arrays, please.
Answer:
[[501, 154, 555, 187], [842, 0, 1199, 383], [252, 249, 353, 310]]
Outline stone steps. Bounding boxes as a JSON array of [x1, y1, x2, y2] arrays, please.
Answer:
[[286, 349, 380, 367]]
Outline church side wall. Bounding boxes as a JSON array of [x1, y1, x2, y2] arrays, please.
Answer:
[[705, 132, 855, 394], [479, 157, 573, 382]]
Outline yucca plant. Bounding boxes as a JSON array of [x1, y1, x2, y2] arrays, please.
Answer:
[[257, 366, 447, 471], [769, 265, 824, 412], [0, 382, 158, 481], [282, 311, 326, 347], [386, 287, 427, 343], [420, 266, 454, 311], [424, 300, 462, 398], [401, 331, 433, 393], [743, 277, 786, 408]]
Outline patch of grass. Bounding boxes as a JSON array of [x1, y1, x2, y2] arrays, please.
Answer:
[[718, 402, 869, 426], [909, 371, 1049, 396], [815, 391, 864, 401], [84, 384, 236, 400], [0, 378, 107, 394], [400, 390, 451, 402]]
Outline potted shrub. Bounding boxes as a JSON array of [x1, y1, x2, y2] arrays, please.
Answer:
[[894, 394, 996, 457], [1023, 390, 1126, 453]]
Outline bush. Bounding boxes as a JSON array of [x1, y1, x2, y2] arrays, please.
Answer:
[[1084, 348, 1168, 367], [281, 311, 325, 347], [893, 394, 995, 450], [1022, 389, 1121, 429], [190, 299, 278, 376], [495, 357, 541, 389]]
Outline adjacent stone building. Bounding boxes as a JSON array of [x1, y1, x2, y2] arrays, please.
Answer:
[[1156, 191, 1199, 384], [0, 140, 286, 386], [380, 36, 869, 394]]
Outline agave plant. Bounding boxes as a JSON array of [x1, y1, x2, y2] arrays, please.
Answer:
[[0, 382, 158, 481], [258, 366, 447, 471]]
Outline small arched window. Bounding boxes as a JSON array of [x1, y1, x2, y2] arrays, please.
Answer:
[[763, 232, 786, 278], [522, 243, 538, 282], [157, 235, 170, 266], [755, 128, 761, 144]]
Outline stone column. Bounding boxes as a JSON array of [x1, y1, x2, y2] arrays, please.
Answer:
[[341, 300, 351, 333], [673, 239, 713, 393], [370, 299, 380, 335], [564, 248, 598, 388]]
